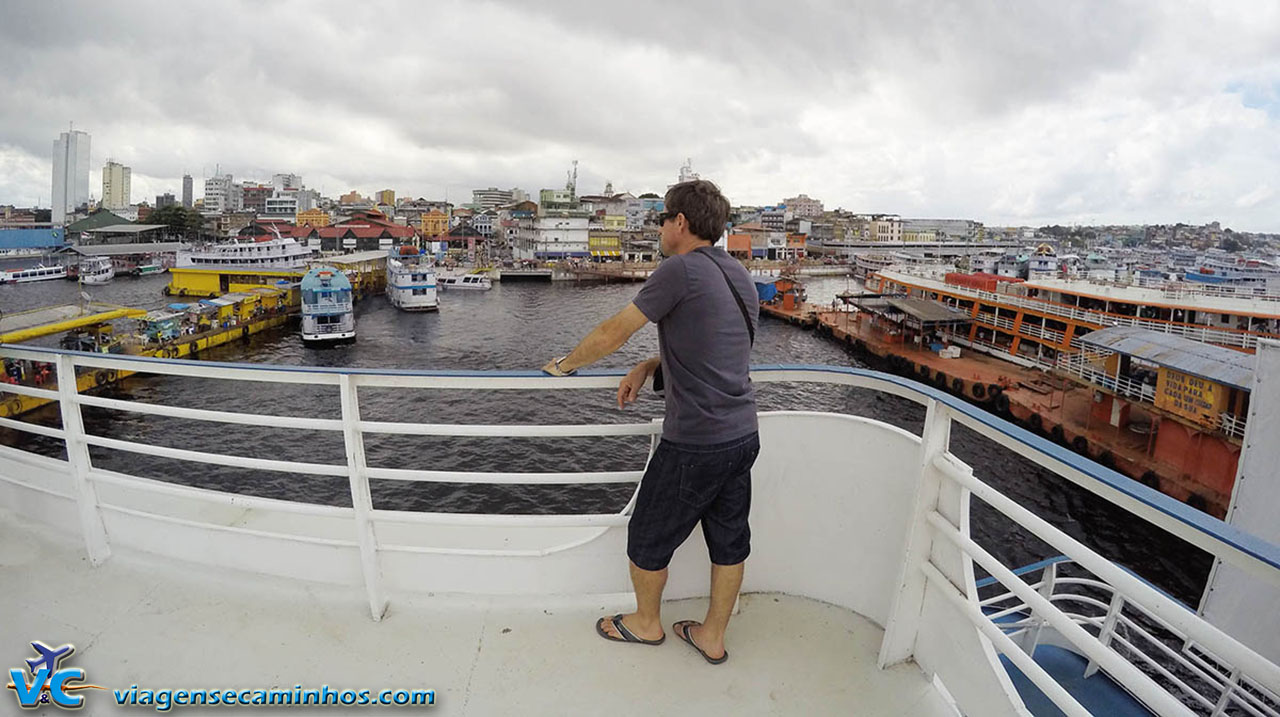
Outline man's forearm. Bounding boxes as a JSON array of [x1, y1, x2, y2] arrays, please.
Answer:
[[636, 357, 660, 376], [561, 321, 627, 372]]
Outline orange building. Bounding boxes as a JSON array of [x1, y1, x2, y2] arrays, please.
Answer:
[[420, 209, 449, 238], [296, 208, 330, 227]]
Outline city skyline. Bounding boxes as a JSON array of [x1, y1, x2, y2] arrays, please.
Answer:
[[1, 1, 1279, 231]]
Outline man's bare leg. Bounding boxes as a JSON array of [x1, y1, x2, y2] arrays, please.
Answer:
[[687, 561, 744, 659], [599, 561, 667, 641]]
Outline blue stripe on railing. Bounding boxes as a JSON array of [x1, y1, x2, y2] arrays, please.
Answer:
[[974, 555, 1071, 589], [2, 349, 1278, 575]]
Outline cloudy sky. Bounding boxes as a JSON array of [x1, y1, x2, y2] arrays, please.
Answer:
[[2, 1, 1278, 230]]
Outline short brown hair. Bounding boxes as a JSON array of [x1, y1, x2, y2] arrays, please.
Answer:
[[664, 179, 730, 244]]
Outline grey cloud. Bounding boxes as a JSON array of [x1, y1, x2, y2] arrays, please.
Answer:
[[1, 0, 1278, 230]]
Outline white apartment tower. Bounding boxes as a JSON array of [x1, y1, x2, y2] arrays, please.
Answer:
[[51, 129, 91, 225], [101, 160, 132, 211], [203, 174, 240, 214]]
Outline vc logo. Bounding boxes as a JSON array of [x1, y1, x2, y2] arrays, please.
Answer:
[[6, 641, 105, 710]]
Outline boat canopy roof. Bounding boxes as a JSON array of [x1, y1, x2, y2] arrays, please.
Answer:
[[301, 266, 352, 291], [199, 298, 237, 308], [1078, 326, 1255, 390], [853, 296, 971, 328]]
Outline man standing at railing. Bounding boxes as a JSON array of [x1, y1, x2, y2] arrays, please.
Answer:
[[542, 179, 759, 665]]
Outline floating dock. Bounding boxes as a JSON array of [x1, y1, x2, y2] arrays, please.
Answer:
[[0, 288, 295, 419], [756, 293, 1240, 517]]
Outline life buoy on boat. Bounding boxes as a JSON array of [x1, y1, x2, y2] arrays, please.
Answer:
[[1051, 424, 1067, 444], [94, 371, 107, 386], [105, 370, 117, 383], [987, 383, 1002, 398], [1072, 435, 1089, 455], [1139, 471, 1160, 490], [1028, 413, 1043, 432], [951, 377, 964, 394], [1098, 451, 1116, 469], [934, 373, 948, 390], [994, 393, 1011, 414], [242, 325, 250, 340], [1186, 493, 1207, 512], [971, 383, 987, 400]]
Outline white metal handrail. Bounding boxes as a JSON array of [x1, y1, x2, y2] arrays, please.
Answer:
[[3, 347, 1280, 717], [978, 562, 1280, 717]]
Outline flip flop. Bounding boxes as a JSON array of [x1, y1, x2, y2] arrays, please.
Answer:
[[674, 620, 728, 664], [596, 614, 665, 646]]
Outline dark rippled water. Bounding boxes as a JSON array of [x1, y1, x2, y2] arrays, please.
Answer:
[[0, 270, 1212, 604]]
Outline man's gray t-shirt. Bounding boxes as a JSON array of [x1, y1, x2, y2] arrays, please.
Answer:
[[633, 246, 758, 445]]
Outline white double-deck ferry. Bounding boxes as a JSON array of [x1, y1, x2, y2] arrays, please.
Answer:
[[387, 246, 439, 311], [2, 342, 1279, 715], [300, 266, 355, 343], [0, 262, 67, 284], [78, 255, 115, 285], [176, 236, 314, 270], [437, 267, 493, 290]]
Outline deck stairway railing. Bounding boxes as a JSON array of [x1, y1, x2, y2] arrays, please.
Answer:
[[978, 558, 1280, 717], [1, 347, 1279, 716]]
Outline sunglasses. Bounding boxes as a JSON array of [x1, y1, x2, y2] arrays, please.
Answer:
[[657, 210, 680, 225]]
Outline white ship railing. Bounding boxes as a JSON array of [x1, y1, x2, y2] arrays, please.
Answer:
[[979, 558, 1280, 717], [1, 347, 1279, 717]]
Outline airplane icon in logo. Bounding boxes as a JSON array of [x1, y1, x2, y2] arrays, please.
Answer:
[[25, 642, 75, 679]]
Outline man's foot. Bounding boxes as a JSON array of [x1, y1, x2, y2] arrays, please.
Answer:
[[595, 613, 665, 645], [673, 620, 727, 664]]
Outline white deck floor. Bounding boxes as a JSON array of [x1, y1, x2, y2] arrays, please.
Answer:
[[1, 510, 957, 716]]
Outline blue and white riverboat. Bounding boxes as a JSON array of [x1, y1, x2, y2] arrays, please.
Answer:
[[1, 342, 1279, 715], [300, 266, 355, 343], [386, 245, 439, 311]]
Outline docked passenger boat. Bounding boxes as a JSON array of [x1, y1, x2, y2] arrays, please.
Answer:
[[78, 256, 115, 285], [176, 236, 314, 271], [386, 246, 439, 311], [436, 268, 492, 290], [2, 346, 1279, 716], [0, 262, 68, 284], [300, 266, 355, 344]]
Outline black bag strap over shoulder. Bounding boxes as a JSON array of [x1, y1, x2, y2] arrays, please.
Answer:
[[693, 246, 755, 346]]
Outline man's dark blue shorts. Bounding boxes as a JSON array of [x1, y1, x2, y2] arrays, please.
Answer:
[[627, 432, 760, 571]]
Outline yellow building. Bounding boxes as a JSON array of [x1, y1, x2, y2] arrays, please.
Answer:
[[603, 214, 626, 231], [296, 208, 330, 227], [420, 209, 449, 238], [588, 231, 622, 259], [376, 189, 396, 206]]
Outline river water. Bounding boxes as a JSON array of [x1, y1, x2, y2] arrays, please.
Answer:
[[0, 270, 1211, 604]]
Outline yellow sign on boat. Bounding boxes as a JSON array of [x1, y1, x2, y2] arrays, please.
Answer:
[[1155, 368, 1228, 427]]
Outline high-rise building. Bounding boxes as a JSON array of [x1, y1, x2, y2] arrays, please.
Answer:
[[376, 189, 396, 207], [782, 194, 824, 219], [156, 193, 176, 210], [182, 174, 193, 208], [472, 187, 515, 210], [272, 173, 302, 193], [203, 174, 237, 214], [241, 184, 273, 214], [101, 160, 132, 210], [51, 129, 91, 225]]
